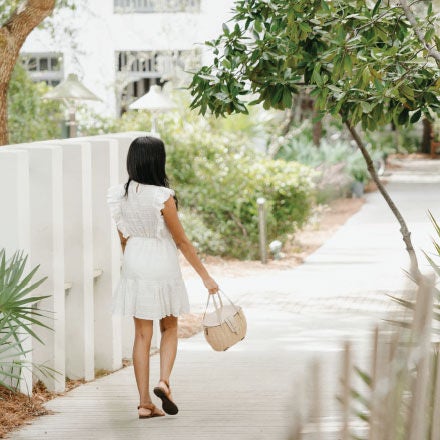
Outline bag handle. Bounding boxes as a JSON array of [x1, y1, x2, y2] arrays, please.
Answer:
[[203, 289, 239, 321], [218, 289, 237, 308], [203, 291, 223, 324]]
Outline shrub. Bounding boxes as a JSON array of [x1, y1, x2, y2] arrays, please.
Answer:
[[179, 208, 226, 255], [165, 129, 315, 259], [7, 64, 63, 144], [276, 138, 355, 201]]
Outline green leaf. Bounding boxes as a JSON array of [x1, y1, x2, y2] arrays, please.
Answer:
[[271, 86, 284, 106], [320, 0, 330, 13], [425, 28, 435, 43], [372, 0, 382, 17], [282, 88, 292, 108], [424, 251, 440, 277], [354, 366, 372, 387], [428, 210, 440, 237], [254, 19, 262, 33], [399, 85, 414, 101], [222, 59, 231, 69], [344, 55, 352, 76], [410, 109, 422, 123], [397, 108, 409, 125]]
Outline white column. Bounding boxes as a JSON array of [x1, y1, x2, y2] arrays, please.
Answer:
[[59, 141, 94, 381], [12, 145, 66, 393], [83, 137, 122, 372], [0, 149, 33, 396]]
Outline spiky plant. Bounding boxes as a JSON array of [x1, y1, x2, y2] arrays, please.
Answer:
[[0, 249, 58, 393]]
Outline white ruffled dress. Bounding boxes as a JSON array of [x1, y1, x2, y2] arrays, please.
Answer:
[[106, 182, 190, 320]]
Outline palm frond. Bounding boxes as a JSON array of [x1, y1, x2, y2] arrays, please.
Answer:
[[423, 251, 440, 278], [0, 248, 58, 392]]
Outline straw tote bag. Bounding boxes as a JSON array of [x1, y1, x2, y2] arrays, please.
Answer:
[[202, 290, 247, 351]]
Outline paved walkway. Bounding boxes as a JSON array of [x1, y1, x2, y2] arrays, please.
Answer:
[[8, 160, 440, 440]]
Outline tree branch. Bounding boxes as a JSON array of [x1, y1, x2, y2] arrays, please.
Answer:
[[399, 0, 440, 69], [2, 0, 55, 47], [0, 0, 55, 145]]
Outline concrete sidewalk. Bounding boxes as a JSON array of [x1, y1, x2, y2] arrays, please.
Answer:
[[8, 162, 440, 440]]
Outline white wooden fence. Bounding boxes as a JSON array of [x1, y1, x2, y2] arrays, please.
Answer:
[[0, 132, 157, 395]]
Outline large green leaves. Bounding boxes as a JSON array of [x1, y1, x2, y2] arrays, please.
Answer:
[[189, 0, 440, 132], [0, 248, 55, 392]]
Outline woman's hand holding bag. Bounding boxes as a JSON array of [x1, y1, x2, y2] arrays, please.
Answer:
[[202, 289, 247, 351]]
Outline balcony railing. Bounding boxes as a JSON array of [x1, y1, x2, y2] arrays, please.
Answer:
[[114, 0, 200, 13]]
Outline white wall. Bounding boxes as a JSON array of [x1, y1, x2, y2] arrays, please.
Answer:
[[0, 132, 146, 395], [20, 0, 235, 116]]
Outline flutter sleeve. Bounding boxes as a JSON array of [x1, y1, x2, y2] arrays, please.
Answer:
[[154, 186, 175, 237], [106, 184, 130, 239], [155, 186, 175, 212]]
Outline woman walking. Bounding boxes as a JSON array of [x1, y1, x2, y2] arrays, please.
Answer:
[[107, 136, 219, 419]]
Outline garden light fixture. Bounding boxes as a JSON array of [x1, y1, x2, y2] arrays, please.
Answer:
[[43, 73, 101, 137], [128, 85, 176, 135]]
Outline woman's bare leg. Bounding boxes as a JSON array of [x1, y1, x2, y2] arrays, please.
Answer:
[[157, 315, 178, 397], [133, 317, 164, 415]]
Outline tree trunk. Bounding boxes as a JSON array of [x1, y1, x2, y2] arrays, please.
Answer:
[[345, 122, 421, 280], [391, 121, 401, 152], [0, 0, 56, 146], [312, 113, 322, 147], [420, 118, 432, 155], [280, 108, 295, 136], [0, 82, 7, 146]]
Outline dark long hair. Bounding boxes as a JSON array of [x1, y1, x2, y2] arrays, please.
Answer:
[[124, 136, 178, 207]]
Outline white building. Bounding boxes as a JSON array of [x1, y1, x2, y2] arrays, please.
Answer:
[[20, 0, 235, 117]]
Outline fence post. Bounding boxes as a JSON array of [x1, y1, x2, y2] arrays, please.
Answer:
[[85, 137, 123, 372], [11, 144, 66, 393], [310, 359, 322, 439], [0, 149, 32, 395], [341, 341, 352, 440], [431, 343, 440, 440], [257, 197, 267, 264], [54, 141, 95, 381], [369, 326, 380, 440], [408, 273, 435, 440], [383, 332, 400, 440]]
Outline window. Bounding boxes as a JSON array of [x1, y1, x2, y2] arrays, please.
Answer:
[[114, 0, 200, 13], [117, 50, 188, 76], [20, 53, 64, 86]]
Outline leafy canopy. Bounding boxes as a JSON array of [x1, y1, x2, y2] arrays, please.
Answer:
[[8, 64, 63, 144], [189, 0, 440, 131]]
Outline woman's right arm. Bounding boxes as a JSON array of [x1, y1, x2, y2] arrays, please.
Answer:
[[117, 229, 127, 254], [161, 196, 219, 294]]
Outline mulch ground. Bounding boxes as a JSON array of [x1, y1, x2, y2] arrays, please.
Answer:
[[0, 377, 86, 438]]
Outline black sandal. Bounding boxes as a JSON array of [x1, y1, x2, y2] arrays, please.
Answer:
[[153, 379, 179, 415]]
